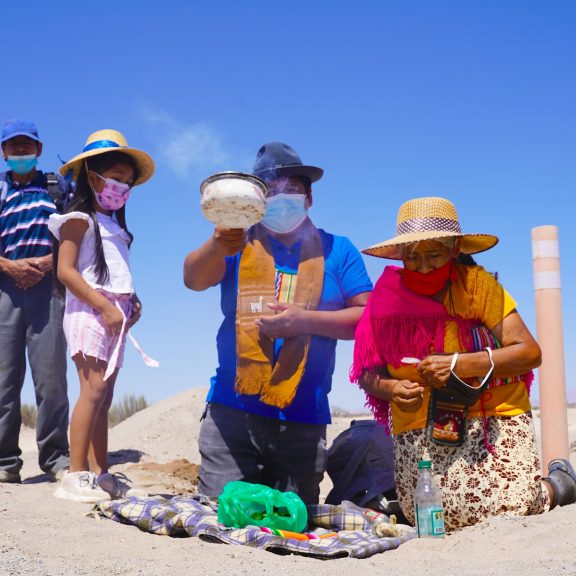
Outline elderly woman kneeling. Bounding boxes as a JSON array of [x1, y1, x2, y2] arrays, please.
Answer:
[[352, 196, 576, 531]]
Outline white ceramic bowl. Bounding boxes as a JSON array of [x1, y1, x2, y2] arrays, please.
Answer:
[[200, 172, 268, 228]]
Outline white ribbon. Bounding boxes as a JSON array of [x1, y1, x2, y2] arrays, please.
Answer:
[[128, 332, 160, 368], [104, 302, 159, 381]]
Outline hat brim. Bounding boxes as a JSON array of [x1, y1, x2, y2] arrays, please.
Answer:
[[254, 164, 324, 183], [362, 231, 499, 260], [59, 146, 155, 186], [1, 131, 40, 143]]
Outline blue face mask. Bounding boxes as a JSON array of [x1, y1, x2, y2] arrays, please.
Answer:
[[6, 154, 38, 175], [261, 193, 308, 234]]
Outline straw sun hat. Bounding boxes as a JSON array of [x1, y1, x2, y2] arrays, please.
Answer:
[[362, 196, 499, 260], [59, 129, 155, 186]]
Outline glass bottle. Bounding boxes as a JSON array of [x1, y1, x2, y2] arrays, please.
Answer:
[[413, 460, 445, 538]]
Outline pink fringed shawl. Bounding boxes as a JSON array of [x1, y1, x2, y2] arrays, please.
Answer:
[[351, 265, 478, 368], [350, 266, 533, 432], [351, 266, 475, 429]]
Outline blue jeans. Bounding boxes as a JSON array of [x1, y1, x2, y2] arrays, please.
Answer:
[[199, 402, 327, 504], [0, 275, 69, 475]]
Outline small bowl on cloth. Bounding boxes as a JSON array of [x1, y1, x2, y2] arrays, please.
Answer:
[[200, 172, 268, 229]]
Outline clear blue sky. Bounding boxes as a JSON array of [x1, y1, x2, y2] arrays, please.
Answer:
[[7, 0, 575, 410]]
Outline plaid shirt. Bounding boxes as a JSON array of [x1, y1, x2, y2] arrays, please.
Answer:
[[0, 171, 56, 259]]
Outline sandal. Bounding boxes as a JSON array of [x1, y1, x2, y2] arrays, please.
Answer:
[[548, 458, 576, 482], [544, 458, 576, 508]]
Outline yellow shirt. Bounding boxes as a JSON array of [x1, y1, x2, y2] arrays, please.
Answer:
[[389, 265, 532, 434]]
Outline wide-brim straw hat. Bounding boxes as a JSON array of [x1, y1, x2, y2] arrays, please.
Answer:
[[363, 196, 499, 260], [59, 129, 155, 186]]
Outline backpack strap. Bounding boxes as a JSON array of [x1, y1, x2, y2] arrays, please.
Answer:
[[0, 172, 7, 212], [44, 171, 70, 213]]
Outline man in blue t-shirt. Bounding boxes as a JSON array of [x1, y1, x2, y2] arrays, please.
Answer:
[[184, 142, 372, 504], [0, 119, 70, 484]]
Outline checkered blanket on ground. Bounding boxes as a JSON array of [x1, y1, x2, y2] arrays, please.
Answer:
[[93, 495, 416, 559]]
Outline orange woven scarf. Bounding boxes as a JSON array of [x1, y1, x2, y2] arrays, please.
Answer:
[[235, 224, 324, 408]]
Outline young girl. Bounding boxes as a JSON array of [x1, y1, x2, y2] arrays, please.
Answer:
[[48, 129, 155, 503]]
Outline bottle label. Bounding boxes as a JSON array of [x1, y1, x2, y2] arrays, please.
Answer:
[[416, 506, 445, 537]]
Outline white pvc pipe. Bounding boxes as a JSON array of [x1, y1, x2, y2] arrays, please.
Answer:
[[531, 225, 569, 473]]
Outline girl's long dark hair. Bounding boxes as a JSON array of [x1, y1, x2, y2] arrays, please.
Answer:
[[55, 151, 139, 289]]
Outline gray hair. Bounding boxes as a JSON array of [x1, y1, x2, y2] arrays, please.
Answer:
[[399, 237, 458, 258]]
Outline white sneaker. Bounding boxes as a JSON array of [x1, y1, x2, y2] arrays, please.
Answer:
[[54, 471, 111, 503], [97, 472, 148, 499]]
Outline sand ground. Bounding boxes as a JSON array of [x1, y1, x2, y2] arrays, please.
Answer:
[[1, 386, 575, 576]]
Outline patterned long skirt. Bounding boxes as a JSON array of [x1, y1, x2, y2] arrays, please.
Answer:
[[394, 412, 550, 531]]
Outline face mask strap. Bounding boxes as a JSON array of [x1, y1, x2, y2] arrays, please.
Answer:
[[85, 160, 96, 195], [85, 160, 131, 192]]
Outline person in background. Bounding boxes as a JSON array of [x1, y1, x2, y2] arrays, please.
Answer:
[[49, 129, 154, 502], [0, 119, 71, 484], [184, 142, 373, 504], [352, 196, 576, 531]]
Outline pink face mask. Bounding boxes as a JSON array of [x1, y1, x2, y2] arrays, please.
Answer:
[[91, 172, 132, 211]]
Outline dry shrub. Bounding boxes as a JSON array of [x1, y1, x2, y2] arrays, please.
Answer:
[[20, 395, 148, 429], [21, 404, 37, 428], [108, 394, 149, 427], [331, 406, 369, 418]]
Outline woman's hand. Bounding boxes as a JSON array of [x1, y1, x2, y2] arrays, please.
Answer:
[[101, 303, 125, 337], [391, 380, 425, 411], [359, 369, 382, 393], [127, 294, 142, 329], [417, 354, 453, 388], [360, 369, 424, 412]]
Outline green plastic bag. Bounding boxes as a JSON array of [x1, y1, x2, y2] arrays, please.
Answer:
[[217, 481, 308, 532]]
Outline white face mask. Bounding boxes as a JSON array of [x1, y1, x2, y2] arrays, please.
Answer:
[[261, 193, 308, 234]]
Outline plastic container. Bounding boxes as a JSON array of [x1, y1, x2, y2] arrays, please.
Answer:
[[200, 171, 268, 229], [413, 460, 445, 538]]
